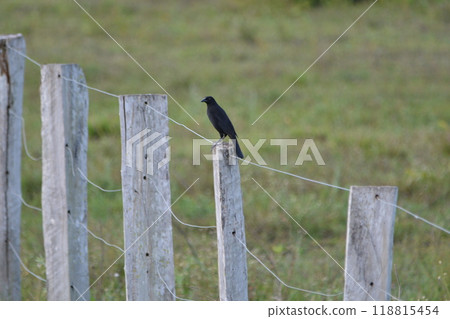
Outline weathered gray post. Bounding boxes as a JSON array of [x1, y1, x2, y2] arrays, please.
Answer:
[[119, 94, 175, 301], [344, 186, 398, 301], [212, 142, 248, 301], [0, 34, 25, 301], [40, 64, 89, 301]]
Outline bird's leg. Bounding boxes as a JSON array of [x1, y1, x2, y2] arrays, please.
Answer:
[[211, 135, 226, 150]]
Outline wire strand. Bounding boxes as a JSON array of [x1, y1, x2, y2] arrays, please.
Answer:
[[76, 178, 199, 301], [235, 236, 341, 298], [71, 0, 200, 125], [11, 192, 42, 212], [157, 267, 193, 301], [77, 167, 122, 193], [145, 102, 349, 191], [377, 197, 450, 235], [251, 0, 379, 125], [8, 110, 41, 161], [13, 191, 124, 253], [67, 213, 124, 253], [71, 284, 87, 301], [152, 180, 216, 229], [6, 43, 42, 67], [65, 145, 121, 193], [252, 177, 375, 301], [61, 75, 119, 98], [8, 242, 46, 283]]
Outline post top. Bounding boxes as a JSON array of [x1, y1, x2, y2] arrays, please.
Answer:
[[119, 94, 167, 99], [0, 34, 23, 41]]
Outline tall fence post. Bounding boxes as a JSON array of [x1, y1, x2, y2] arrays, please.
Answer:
[[0, 34, 25, 301], [344, 186, 397, 301], [40, 64, 89, 301], [119, 94, 175, 301], [212, 142, 248, 301]]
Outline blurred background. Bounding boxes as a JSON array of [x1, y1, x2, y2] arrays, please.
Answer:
[[1, 0, 449, 300]]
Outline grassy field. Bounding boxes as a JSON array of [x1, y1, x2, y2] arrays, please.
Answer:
[[1, 0, 449, 300]]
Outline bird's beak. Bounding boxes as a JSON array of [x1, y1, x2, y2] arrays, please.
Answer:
[[201, 97, 207, 103]]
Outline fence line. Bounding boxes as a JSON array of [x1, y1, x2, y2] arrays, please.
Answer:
[[4, 40, 449, 301], [7, 36, 450, 236], [112, 98, 450, 234], [72, 173, 349, 301], [13, 188, 351, 300]]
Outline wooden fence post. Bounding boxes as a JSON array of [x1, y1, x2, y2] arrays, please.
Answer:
[[0, 34, 25, 301], [212, 142, 248, 301], [119, 94, 175, 301], [344, 186, 397, 301], [40, 64, 89, 301]]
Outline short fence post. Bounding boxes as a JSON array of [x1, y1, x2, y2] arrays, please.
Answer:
[[344, 186, 397, 301], [212, 143, 248, 301], [40, 64, 89, 301], [119, 94, 175, 301], [0, 34, 26, 301]]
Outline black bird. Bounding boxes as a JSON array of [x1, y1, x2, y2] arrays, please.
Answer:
[[201, 96, 244, 159]]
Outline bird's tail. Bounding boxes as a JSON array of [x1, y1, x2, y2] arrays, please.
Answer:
[[233, 139, 244, 159]]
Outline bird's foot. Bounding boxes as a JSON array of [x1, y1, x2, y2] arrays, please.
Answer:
[[211, 137, 225, 150]]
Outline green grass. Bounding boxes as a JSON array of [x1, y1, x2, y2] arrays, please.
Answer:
[[1, 0, 449, 300]]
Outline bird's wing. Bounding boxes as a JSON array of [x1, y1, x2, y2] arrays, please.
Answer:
[[214, 107, 238, 138]]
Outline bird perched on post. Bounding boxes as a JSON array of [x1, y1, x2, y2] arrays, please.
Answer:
[[201, 96, 244, 159]]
